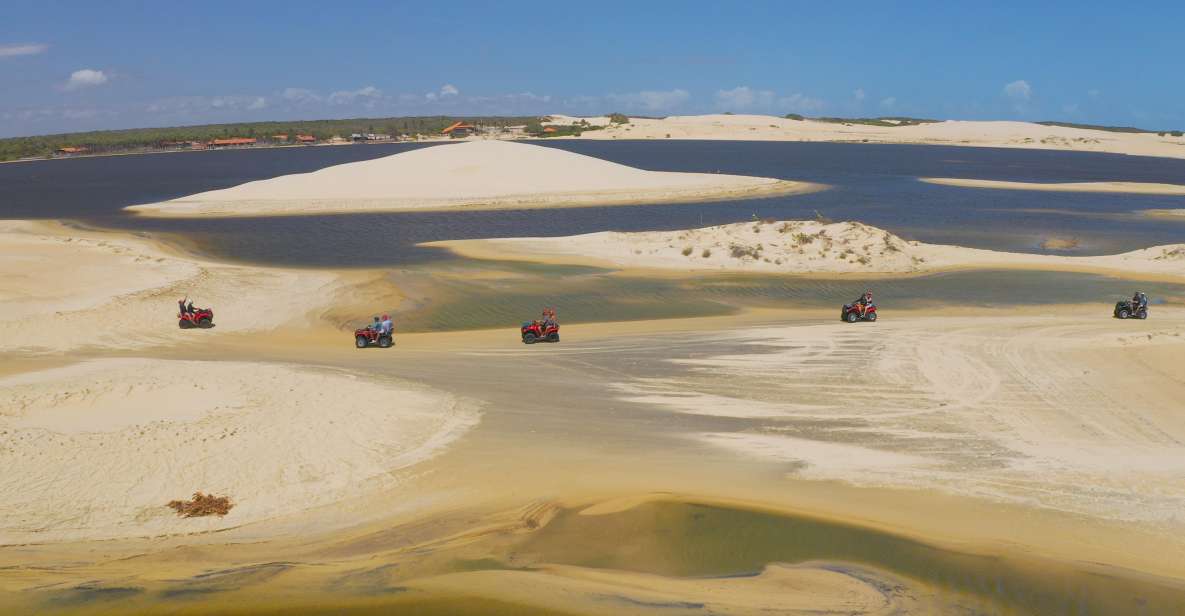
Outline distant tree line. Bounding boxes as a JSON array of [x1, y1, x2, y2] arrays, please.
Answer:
[[0, 116, 543, 162]]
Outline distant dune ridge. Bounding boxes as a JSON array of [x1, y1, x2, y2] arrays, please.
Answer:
[[544, 114, 1185, 159], [920, 177, 1185, 195], [127, 140, 811, 217], [428, 219, 1185, 279]]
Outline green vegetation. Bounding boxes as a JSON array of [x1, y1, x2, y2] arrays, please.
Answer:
[[533, 119, 607, 138], [1034, 121, 1152, 133], [608, 112, 630, 124], [0, 115, 542, 162], [784, 113, 805, 120]]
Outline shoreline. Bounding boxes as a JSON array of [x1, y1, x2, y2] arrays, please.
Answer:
[[921, 176, 1185, 194], [126, 179, 823, 218]]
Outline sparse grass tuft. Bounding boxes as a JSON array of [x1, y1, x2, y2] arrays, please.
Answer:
[[167, 492, 233, 518]]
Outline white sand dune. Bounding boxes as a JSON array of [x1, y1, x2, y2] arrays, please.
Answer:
[[0, 220, 341, 353], [428, 219, 1185, 279], [921, 177, 1185, 194], [0, 358, 477, 543], [553, 113, 1185, 159], [127, 140, 809, 217]]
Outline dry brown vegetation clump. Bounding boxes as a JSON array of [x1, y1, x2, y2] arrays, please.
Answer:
[[167, 492, 234, 517]]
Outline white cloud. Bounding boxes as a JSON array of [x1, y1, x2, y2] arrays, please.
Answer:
[[605, 89, 691, 112], [0, 43, 48, 58], [328, 85, 381, 105], [779, 92, 825, 113], [282, 87, 321, 103], [853, 88, 866, 102], [714, 86, 775, 110], [64, 69, 108, 90], [880, 96, 897, 109], [247, 96, 267, 110], [1004, 80, 1031, 101], [440, 83, 459, 97]]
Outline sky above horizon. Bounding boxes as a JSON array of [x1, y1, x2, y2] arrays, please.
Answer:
[[2, 1, 1183, 138]]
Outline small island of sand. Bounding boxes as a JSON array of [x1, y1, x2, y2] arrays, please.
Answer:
[[427, 219, 1185, 280], [126, 140, 815, 217], [920, 177, 1185, 195]]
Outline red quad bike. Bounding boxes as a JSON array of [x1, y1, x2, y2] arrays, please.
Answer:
[[178, 307, 214, 329], [521, 320, 559, 344], [841, 302, 877, 323], [355, 327, 393, 349]]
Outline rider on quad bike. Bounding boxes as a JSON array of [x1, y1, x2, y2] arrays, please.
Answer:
[[1114, 291, 1149, 319], [177, 297, 214, 328], [522, 307, 560, 344], [841, 291, 877, 323]]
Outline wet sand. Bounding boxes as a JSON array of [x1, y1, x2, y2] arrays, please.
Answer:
[[3, 220, 1185, 614]]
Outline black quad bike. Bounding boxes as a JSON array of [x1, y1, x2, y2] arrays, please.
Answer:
[[1113, 299, 1148, 320]]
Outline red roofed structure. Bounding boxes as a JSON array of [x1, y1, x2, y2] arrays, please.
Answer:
[[209, 138, 257, 147]]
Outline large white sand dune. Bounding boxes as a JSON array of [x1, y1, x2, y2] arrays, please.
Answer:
[[127, 140, 807, 217], [551, 113, 1185, 159]]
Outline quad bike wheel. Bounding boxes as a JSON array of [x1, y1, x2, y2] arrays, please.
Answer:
[[1137, 309, 1148, 319], [1117, 308, 1130, 319], [547, 332, 559, 343], [356, 335, 369, 348], [523, 332, 537, 344], [846, 311, 859, 323], [197, 317, 213, 328], [378, 335, 392, 348], [179, 319, 193, 329], [866, 311, 877, 322]]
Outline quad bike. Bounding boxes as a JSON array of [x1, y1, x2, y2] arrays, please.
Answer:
[[178, 307, 214, 329], [521, 320, 559, 344], [841, 302, 877, 323], [1113, 299, 1148, 320], [355, 327, 393, 348]]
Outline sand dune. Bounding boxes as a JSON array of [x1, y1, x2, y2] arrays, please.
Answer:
[[0, 358, 476, 543], [126, 140, 810, 217], [0, 220, 342, 353], [429, 219, 1185, 279], [921, 177, 1185, 194], [549, 113, 1185, 159]]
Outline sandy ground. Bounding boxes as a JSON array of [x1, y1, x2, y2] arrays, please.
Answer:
[[0, 220, 345, 353], [546, 113, 1185, 159], [921, 177, 1185, 194], [608, 311, 1185, 528], [126, 140, 812, 217], [6, 208, 1185, 611], [428, 219, 1185, 279], [0, 358, 476, 543]]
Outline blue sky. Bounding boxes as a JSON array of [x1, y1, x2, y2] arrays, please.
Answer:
[[2, 1, 1183, 137]]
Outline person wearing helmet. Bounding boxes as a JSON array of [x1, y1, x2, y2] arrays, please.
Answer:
[[380, 314, 393, 336]]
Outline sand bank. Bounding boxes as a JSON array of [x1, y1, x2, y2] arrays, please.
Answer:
[[126, 140, 813, 218], [428, 219, 1185, 279], [548, 113, 1185, 159], [1142, 208, 1185, 219], [921, 177, 1185, 194], [0, 358, 476, 543], [0, 220, 343, 353]]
